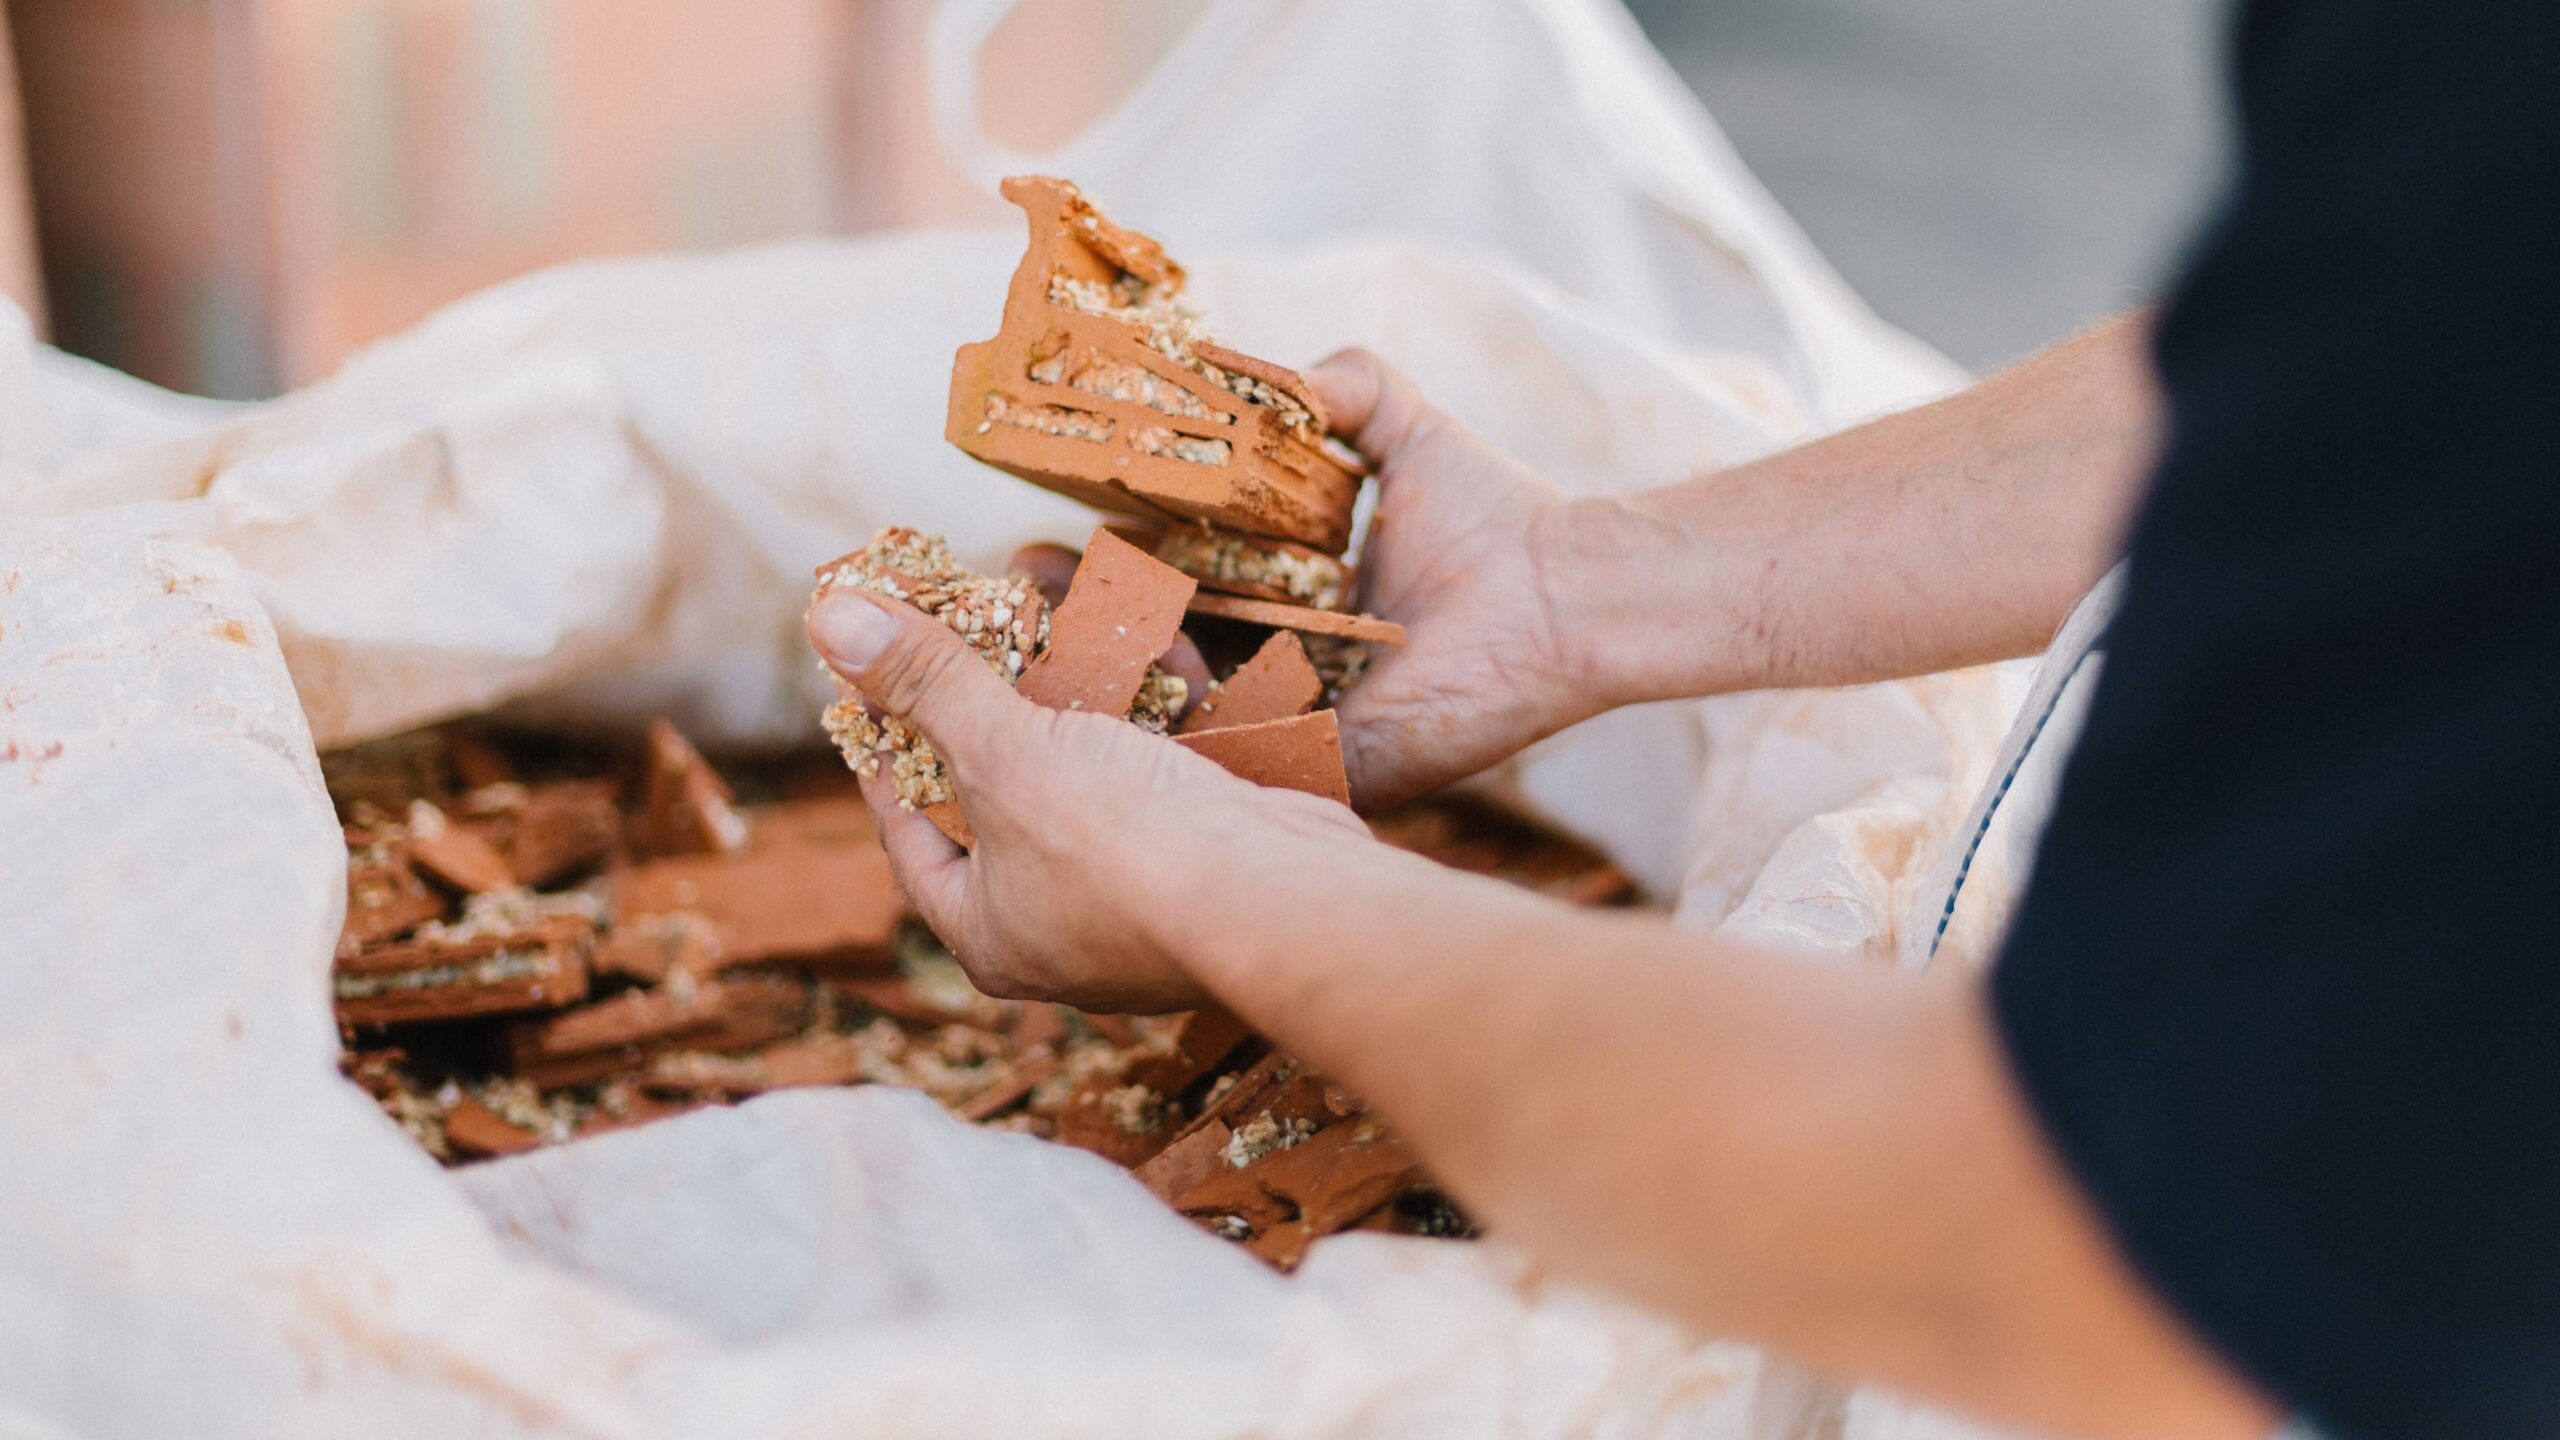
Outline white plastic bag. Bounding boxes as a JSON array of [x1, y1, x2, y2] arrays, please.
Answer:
[[0, 3, 2032, 1434]]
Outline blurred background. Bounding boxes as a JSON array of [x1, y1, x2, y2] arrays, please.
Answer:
[[0, 0, 2226, 401]]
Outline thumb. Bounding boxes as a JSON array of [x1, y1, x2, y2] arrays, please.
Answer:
[[1304, 347, 1447, 466], [807, 589, 1024, 775]]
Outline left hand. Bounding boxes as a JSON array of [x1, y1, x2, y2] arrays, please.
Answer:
[[807, 587, 1371, 1012]]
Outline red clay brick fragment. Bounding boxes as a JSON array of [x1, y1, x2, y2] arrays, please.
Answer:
[[496, 781, 623, 888], [615, 824, 901, 969], [405, 801, 516, 894], [631, 718, 749, 857], [333, 917, 594, 1027], [340, 843, 449, 954], [1180, 631, 1322, 734], [1173, 710, 1352, 807], [1016, 529, 1197, 718], [1184, 591, 1405, 646], [444, 1097, 540, 1159]]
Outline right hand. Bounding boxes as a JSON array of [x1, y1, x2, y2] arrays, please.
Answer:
[[1305, 350, 1605, 808]]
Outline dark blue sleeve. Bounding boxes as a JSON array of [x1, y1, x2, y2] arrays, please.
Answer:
[[1989, 4, 2560, 1438]]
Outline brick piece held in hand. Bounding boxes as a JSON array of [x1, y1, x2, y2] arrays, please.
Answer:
[[948, 176, 1363, 553], [405, 800, 516, 894], [1173, 710, 1352, 807], [631, 718, 750, 857], [923, 801, 975, 849], [1016, 529, 1197, 718], [1184, 590, 1405, 646], [340, 842, 450, 954], [1179, 631, 1322, 734], [443, 1097, 540, 1159], [333, 917, 593, 1027]]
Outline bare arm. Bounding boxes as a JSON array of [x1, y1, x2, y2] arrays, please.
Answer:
[[1316, 314, 2164, 804], [807, 593, 2277, 1440]]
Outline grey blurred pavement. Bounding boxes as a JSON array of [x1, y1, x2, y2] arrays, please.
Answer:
[[1627, 0, 2231, 371]]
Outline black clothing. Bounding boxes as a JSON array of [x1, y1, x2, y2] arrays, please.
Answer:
[[1989, 3, 2560, 1438]]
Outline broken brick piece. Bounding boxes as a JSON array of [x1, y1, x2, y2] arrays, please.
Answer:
[[334, 918, 594, 1028], [1122, 1007, 1256, 1099], [1176, 1121, 1425, 1242], [686, 974, 814, 1053], [340, 842, 451, 954], [923, 801, 975, 849], [507, 982, 728, 1073], [1184, 591, 1406, 647], [1155, 529, 1352, 611], [826, 974, 1001, 1030], [630, 718, 750, 858], [443, 1096, 541, 1159], [958, 1053, 1061, 1122], [496, 781, 623, 888], [1173, 710, 1353, 807], [404, 800, 517, 894], [1134, 1120, 1232, 1202], [1015, 529, 1197, 718], [948, 177, 1363, 553], [1055, 1008, 1255, 1166], [1179, 631, 1323, 734], [592, 914, 719, 985], [614, 823, 901, 970]]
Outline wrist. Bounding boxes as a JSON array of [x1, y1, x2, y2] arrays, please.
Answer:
[[1528, 491, 1756, 712]]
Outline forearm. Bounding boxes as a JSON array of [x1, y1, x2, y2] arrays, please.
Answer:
[[1167, 838, 2271, 1440], [1541, 313, 2163, 705]]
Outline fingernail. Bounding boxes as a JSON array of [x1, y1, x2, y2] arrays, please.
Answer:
[[811, 594, 899, 670]]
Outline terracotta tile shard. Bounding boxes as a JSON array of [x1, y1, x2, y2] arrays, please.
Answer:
[[340, 843, 450, 954], [1055, 1008, 1256, 1166], [592, 914, 718, 985], [631, 718, 750, 858], [1173, 711, 1352, 807], [1154, 528, 1352, 611], [1124, 1007, 1257, 1099], [1180, 632, 1323, 734], [615, 825, 902, 970], [923, 801, 975, 849], [333, 918, 594, 1027], [947, 176, 1363, 553], [1176, 1122, 1426, 1245], [1184, 591, 1405, 646], [508, 983, 726, 1069], [1135, 1120, 1232, 1202], [443, 1096, 540, 1159], [687, 974, 815, 1053], [958, 1053, 1061, 1122], [404, 801, 516, 894], [1016, 529, 1196, 717], [492, 781, 623, 888], [826, 974, 1001, 1030]]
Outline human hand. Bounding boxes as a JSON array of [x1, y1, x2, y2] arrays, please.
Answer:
[[806, 587, 1371, 1012], [1305, 350, 1607, 808]]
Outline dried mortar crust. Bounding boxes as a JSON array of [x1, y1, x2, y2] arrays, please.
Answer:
[[948, 176, 1365, 554], [814, 527, 1187, 811], [1153, 527, 1351, 611]]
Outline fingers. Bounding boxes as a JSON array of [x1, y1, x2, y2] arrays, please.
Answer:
[[1305, 348, 1445, 465], [807, 589, 1024, 778], [852, 760, 973, 941]]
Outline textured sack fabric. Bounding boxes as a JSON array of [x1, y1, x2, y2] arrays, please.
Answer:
[[0, 4, 2036, 1433]]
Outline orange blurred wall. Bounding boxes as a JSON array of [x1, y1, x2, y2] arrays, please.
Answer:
[[11, 0, 845, 398], [0, 0, 42, 334]]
